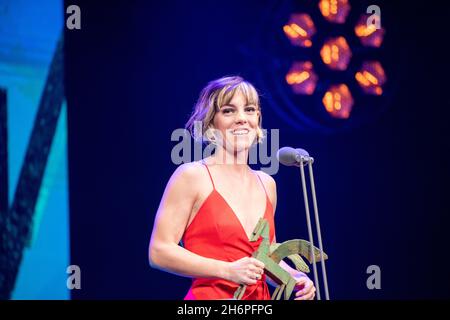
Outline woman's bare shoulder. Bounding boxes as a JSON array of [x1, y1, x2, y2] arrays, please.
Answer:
[[255, 170, 276, 188], [172, 160, 206, 182], [162, 161, 208, 203]]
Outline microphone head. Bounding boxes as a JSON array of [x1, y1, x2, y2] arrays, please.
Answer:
[[277, 146, 310, 166], [295, 148, 310, 157], [277, 147, 297, 166]]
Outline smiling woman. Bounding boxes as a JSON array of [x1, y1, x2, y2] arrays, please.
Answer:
[[185, 76, 263, 158], [212, 94, 259, 158], [148, 76, 316, 300]]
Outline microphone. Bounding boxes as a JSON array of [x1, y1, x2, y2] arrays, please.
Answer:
[[276, 145, 330, 300], [276, 146, 312, 167]]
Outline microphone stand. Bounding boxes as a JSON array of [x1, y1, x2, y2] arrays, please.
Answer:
[[298, 155, 330, 300]]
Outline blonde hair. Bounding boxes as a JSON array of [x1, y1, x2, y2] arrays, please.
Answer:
[[185, 76, 264, 144]]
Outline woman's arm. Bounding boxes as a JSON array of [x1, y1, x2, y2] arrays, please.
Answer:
[[149, 163, 263, 285], [149, 163, 227, 278]]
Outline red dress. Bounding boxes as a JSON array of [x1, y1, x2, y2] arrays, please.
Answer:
[[182, 163, 275, 300]]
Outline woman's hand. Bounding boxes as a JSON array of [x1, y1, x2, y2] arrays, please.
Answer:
[[226, 257, 265, 285], [293, 272, 316, 300]]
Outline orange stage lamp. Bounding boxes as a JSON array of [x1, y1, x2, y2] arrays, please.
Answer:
[[322, 84, 354, 119], [286, 61, 318, 95], [318, 0, 351, 24], [283, 13, 316, 48], [355, 61, 386, 95], [354, 14, 385, 47], [320, 36, 352, 70]]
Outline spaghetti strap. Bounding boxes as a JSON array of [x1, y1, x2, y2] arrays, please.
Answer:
[[202, 161, 215, 190], [255, 171, 268, 197]]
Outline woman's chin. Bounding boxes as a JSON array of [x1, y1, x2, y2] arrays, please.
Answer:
[[229, 138, 250, 150], [232, 143, 254, 156]]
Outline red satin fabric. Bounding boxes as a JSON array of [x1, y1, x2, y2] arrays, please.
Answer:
[[182, 164, 275, 300]]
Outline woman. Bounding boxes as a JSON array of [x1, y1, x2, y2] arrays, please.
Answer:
[[149, 76, 316, 300]]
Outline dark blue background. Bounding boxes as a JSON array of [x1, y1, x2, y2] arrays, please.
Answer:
[[65, 0, 450, 299]]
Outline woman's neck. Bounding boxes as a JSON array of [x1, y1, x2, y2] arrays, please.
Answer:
[[208, 147, 251, 175]]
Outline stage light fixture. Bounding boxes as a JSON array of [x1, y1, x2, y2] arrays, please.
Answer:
[[320, 36, 352, 71], [354, 14, 385, 48], [283, 13, 316, 48], [276, 1, 387, 125], [322, 84, 353, 119], [286, 61, 318, 95], [355, 61, 386, 95], [318, 0, 351, 24]]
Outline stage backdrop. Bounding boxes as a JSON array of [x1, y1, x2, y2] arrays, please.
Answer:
[[66, 0, 450, 299], [0, 0, 69, 299]]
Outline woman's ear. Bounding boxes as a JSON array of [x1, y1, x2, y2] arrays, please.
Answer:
[[204, 125, 218, 144]]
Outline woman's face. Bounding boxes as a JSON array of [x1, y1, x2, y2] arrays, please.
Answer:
[[212, 91, 260, 154]]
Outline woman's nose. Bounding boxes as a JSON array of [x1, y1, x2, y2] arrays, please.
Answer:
[[235, 110, 247, 123]]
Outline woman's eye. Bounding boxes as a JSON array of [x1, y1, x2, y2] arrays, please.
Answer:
[[245, 107, 256, 112], [223, 109, 234, 114]]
